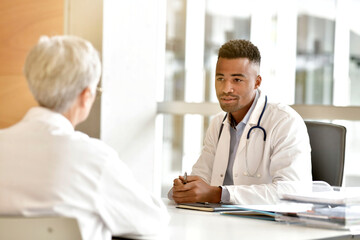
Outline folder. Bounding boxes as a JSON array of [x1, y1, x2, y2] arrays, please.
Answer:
[[221, 208, 276, 221], [220, 204, 312, 221], [176, 203, 243, 212]]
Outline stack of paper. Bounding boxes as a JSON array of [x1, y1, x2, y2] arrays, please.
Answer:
[[276, 182, 360, 230], [277, 206, 360, 231], [220, 204, 312, 221], [281, 189, 360, 206], [176, 202, 312, 221]]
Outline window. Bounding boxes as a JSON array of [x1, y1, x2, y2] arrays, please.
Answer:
[[295, 0, 336, 105], [157, 0, 360, 196]]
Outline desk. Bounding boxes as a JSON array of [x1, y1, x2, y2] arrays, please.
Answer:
[[164, 199, 355, 240]]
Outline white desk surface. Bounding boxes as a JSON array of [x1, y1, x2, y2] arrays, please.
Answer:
[[164, 199, 353, 240]]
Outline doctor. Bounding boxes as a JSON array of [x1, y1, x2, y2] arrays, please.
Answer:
[[171, 39, 312, 205], [0, 36, 169, 240]]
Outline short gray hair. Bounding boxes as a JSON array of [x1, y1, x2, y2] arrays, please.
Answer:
[[24, 35, 101, 113]]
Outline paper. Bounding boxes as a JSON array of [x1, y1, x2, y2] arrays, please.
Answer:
[[225, 204, 313, 213], [220, 204, 313, 221], [281, 190, 360, 205], [278, 181, 360, 206]]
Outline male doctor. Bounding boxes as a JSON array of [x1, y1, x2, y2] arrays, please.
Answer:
[[170, 39, 312, 205]]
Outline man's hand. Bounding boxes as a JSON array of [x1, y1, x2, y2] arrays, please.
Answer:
[[172, 175, 221, 204]]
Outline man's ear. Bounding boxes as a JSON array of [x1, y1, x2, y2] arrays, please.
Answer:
[[255, 75, 262, 89], [78, 87, 92, 108]]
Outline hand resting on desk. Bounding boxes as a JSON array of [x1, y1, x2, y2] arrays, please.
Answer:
[[172, 175, 222, 204]]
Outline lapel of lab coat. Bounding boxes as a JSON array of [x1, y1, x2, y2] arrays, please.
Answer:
[[236, 91, 266, 156], [210, 116, 230, 186]]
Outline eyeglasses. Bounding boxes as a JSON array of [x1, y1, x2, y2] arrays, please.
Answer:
[[96, 86, 103, 97]]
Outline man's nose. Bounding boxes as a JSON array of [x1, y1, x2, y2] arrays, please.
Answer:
[[222, 80, 234, 94]]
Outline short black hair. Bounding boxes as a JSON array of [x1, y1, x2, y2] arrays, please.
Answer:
[[218, 39, 261, 65]]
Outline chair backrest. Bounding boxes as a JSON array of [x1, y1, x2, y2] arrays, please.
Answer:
[[0, 217, 82, 240], [305, 121, 346, 186]]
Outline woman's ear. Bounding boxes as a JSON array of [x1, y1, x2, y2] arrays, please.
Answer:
[[78, 87, 93, 108]]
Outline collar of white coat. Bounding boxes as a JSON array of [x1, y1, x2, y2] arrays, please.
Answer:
[[22, 106, 74, 132], [221, 89, 263, 128], [247, 89, 266, 126]]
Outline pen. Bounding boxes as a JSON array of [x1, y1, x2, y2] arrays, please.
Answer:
[[183, 171, 187, 184]]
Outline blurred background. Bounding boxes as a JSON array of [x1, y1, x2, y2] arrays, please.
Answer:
[[1, 0, 359, 197], [159, 0, 360, 196]]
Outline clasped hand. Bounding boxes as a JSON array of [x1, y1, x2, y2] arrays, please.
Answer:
[[172, 175, 221, 204]]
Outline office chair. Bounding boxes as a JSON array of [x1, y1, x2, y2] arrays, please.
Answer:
[[305, 121, 346, 187], [0, 216, 82, 240]]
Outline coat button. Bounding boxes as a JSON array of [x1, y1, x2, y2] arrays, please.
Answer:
[[220, 174, 224, 177], [234, 174, 238, 177], [243, 172, 248, 176]]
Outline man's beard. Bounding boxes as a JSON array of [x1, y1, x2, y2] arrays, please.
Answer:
[[218, 94, 240, 113]]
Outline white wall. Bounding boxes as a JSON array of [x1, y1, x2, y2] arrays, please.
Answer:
[[102, 0, 166, 194], [65, 0, 103, 138], [65, 0, 166, 194]]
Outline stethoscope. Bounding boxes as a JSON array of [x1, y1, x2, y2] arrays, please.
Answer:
[[218, 95, 268, 178]]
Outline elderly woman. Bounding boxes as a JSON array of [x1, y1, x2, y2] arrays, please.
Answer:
[[0, 36, 169, 240]]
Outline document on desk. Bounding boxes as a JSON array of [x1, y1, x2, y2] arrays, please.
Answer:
[[278, 182, 360, 206], [176, 202, 312, 214], [281, 190, 360, 205], [176, 203, 244, 212], [277, 205, 360, 230], [221, 204, 313, 221], [221, 209, 276, 221]]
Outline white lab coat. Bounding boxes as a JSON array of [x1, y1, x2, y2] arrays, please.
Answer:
[[192, 91, 312, 204], [0, 107, 169, 240]]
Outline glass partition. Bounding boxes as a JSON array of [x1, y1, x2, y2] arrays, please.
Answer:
[[159, 0, 360, 196]]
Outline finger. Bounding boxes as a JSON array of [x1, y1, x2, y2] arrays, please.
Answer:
[[178, 176, 185, 181], [173, 195, 197, 204], [172, 189, 189, 198], [185, 175, 200, 182], [179, 176, 190, 184], [173, 183, 192, 192], [173, 178, 183, 186], [175, 179, 202, 192], [172, 190, 193, 200]]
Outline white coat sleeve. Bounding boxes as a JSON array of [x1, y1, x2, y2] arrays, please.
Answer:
[[95, 149, 170, 239], [227, 113, 312, 204]]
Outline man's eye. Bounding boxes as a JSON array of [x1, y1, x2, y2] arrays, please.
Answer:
[[217, 77, 224, 81], [234, 78, 243, 82]]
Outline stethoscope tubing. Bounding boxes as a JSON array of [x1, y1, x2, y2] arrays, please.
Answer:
[[218, 95, 268, 142], [246, 95, 267, 141]]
